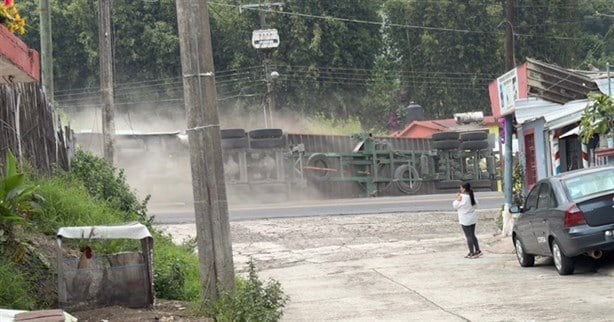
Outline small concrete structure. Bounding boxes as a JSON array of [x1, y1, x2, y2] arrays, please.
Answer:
[[56, 223, 154, 310]]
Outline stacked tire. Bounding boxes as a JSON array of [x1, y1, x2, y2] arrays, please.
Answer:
[[432, 131, 460, 150], [221, 129, 248, 149], [459, 130, 492, 189], [248, 128, 287, 149], [459, 131, 489, 151], [431, 131, 462, 190]]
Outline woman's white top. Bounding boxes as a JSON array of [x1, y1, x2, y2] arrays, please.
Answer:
[[452, 194, 478, 226]]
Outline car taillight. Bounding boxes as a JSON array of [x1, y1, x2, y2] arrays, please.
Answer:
[[564, 204, 586, 228]]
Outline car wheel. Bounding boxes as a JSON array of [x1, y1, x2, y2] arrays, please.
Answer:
[[551, 239, 574, 275], [514, 237, 535, 267]]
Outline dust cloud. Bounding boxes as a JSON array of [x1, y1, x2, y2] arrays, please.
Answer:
[[66, 105, 333, 208]]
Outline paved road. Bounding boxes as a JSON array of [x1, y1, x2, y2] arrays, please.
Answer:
[[150, 191, 504, 224], [160, 210, 614, 321]]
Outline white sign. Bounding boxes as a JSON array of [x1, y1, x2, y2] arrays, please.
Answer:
[[497, 68, 519, 115], [252, 29, 280, 49]]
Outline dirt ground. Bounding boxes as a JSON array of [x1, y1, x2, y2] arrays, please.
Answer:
[[45, 209, 511, 321], [69, 300, 209, 322]]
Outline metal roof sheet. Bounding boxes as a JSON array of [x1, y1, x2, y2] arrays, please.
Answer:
[[515, 98, 588, 130], [57, 222, 152, 240]]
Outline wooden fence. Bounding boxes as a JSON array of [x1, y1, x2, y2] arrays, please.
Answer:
[[0, 82, 73, 176]]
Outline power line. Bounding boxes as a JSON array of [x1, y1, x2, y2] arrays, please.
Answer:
[[209, 1, 582, 40]]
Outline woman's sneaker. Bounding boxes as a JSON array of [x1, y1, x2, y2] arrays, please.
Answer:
[[464, 252, 474, 258], [472, 250, 483, 258]]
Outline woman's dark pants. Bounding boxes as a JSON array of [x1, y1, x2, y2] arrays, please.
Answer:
[[461, 224, 480, 253]]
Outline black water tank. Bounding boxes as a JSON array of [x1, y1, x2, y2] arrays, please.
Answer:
[[403, 102, 425, 125]]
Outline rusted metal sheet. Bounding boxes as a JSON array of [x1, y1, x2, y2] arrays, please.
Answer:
[[526, 58, 598, 104]]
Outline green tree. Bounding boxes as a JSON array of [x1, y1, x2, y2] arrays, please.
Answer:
[[383, 0, 503, 119], [514, 0, 584, 67]]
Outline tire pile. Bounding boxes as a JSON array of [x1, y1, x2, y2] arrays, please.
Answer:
[[220, 128, 287, 150], [431, 130, 491, 190]]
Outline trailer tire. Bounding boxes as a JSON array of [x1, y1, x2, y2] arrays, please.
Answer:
[[432, 131, 460, 141], [221, 128, 246, 139], [460, 131, 488, 141], [249, 136, 287, 149], [221, 137, 248, 149], [433, 139, 460, 150], [306, 153, 333, 181], [393, 164, 422, 194], [436, 180, 463, 190], [459, 140, 489, 151], [249, 128, 283, 139]]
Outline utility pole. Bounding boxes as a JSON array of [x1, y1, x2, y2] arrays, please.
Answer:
[[39, 0, 54, 103], [98, 0, 115, 164], [175, 0, 235, 301], [242, 1, 283, 128], [258, 1, 275, 127], [503, 0, 515, 208]]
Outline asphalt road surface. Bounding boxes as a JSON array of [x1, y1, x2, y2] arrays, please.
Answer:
[[150, 191, 504, 224]]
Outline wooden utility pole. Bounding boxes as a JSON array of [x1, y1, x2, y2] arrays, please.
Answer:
[[175, 0, 235, 301], [98, 0, 115, 164], [260, 0, 276, 127], [39, 0, 54, 103], [242, 1, 283, 128], [503, 0, 515, 207]]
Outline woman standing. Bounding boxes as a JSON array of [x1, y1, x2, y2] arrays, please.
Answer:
[[453, 182, 482, 258]]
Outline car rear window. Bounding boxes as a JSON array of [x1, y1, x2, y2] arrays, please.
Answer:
[[563, 168, 614, 201]]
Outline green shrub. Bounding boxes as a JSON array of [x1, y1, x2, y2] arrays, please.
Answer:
[[32, 175, 132, 233], [0, 150, 44, 242], [0, 260, 36, 310], [153, 231, 202, 301], [69, 149, 150, 225], [207, 259, 288, 322]]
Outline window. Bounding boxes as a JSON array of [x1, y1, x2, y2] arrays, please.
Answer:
[[537, 183, 556, 209], [564, 169, 614, 201], [525, 184, 540, 211]]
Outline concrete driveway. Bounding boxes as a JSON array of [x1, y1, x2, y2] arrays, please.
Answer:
[[160, 209, 614, 321]]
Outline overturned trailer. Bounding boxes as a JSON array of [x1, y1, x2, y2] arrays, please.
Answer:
[[218, 128, 497, 199], [74, 128, 498, 200]]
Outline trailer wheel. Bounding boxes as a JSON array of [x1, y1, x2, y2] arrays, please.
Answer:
[[221, 137, 248, 149], [249, 128, 283, 139], [221, 128, 246, 139], [305, 153, 333, 181], [393, 164, 422, 194], [459, 140, 489, 151], [249, 136, 287, 149], [432, 131, 460, 141], [460, 131, 488, 141], [433, 139, 460, 150]]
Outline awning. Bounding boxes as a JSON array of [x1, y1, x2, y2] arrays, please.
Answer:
[[560, 126, 579, 138], [515, 98, 589, 131]]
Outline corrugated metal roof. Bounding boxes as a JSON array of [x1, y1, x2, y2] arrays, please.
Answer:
[[596, 78, 613, 95], [515, 98, 588, 130]]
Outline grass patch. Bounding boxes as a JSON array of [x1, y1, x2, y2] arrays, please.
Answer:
[[1, 150, 288, 320], [0, 260, 36, 310]]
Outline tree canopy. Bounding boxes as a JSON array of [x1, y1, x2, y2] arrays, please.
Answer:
[[15, 0, 614, 132]]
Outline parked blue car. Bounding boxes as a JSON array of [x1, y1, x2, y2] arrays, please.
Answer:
[[511, 165, 614, 275]]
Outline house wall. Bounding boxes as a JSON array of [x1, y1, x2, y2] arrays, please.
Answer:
[[518, 119, 547, 192]]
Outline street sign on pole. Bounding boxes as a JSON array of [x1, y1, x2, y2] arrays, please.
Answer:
[[252, 29, 280, 49]]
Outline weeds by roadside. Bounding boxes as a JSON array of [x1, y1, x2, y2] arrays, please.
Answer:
[[206, 259, 289, 322], [1, 149, 289, 321]]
